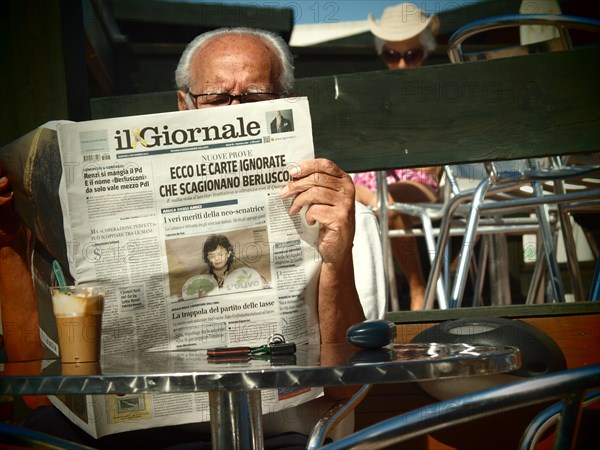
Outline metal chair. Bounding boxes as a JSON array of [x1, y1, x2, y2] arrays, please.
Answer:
[[306, 384, 372, 449], [376, 170, 450, 311], [418, 14, 600, 309], [379, 158, 600, 309], [447, 14, 600, 63], [590, 258, 600, 301], [520, 390, 600, 450], [320, 364, 600, 449]]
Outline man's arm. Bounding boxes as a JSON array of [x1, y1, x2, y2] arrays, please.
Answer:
[[0, 168, 49, 409], [281, 158, 366, 342], [281, 159, 365, 399], [0, 170, 43, 362]]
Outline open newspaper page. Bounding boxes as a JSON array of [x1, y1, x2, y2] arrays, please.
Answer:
[[49, 98, 324, 438]]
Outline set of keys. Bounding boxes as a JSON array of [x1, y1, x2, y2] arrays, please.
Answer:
[[207, 334, 296, 365]]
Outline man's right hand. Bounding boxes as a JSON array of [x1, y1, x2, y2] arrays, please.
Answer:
[[0, 165, 22, 244]]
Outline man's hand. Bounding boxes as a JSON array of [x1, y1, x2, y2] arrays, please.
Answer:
[[0, 166, 21, 244], [280, 158, 356, 266], [0, 166, 13, 206], [281, 158, 365, 346]]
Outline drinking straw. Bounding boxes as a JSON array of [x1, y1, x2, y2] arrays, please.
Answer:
[[52, 260, 70, 294]]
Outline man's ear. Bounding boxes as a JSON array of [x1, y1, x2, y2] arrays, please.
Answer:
[[177, 91, 190, 110]]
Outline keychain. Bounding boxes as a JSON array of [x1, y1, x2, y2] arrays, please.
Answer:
[[207, 333, 296, 361]]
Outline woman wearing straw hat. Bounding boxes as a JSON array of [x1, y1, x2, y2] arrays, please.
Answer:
[[353, 3, 442, 311], [368, 2, 439, 69]]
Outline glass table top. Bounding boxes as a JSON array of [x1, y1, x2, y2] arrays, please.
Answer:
[[0, 342, 520, 395]]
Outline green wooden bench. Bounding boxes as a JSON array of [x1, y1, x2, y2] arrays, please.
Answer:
[[89, 47, 599, 310], [91, 46, 600, 171]]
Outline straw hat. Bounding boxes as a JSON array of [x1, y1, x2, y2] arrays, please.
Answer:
[[368, 2, 440, 42]]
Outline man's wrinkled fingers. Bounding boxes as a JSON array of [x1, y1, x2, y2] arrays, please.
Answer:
[[291, 158, 347, 179], [289, 185, 343, 213], [290, 174, 354, 198], [304, 203, 353, 227]]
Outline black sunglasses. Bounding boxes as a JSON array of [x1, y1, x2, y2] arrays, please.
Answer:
[[380, 48, 425, 67]]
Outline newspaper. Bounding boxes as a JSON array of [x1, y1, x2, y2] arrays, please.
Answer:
[[46, 97, 324, 438]]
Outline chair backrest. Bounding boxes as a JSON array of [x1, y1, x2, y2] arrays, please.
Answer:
[[443, 13, 600, 304], [448, 14, 600, 63], [322, 365, 600, 450]]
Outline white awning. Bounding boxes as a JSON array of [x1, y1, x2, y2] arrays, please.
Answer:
[[289, 20, 371, 46]]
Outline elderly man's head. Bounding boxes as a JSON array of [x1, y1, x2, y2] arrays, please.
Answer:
[[368, 2, 439, 69], [175, 28, 294, 110]]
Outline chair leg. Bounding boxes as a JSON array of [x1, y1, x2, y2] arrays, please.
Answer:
[[390, 237, 425, 311], [519, 390, 600, 450], [376, 171, 400, 311], [449, 176, 493, 308], [553, 392, 586, 450], [424, 187, 484, 310], [419, 211, 448, 309], [557, 208, 585, 301], [488, 234, 511, 306], [589, 258, 600, 302], [472, 235, 489, 306], [526, 245, 547, 305], [386, 245, 400, 311], [528, 159, 566, 302], [552, 156, 585, 302], [306, 385, 372, 450]]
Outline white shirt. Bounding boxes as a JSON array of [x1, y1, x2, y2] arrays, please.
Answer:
[[353, 201, 386, 320]]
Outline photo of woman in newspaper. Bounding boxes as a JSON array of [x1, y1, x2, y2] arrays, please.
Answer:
[[166, 228, 272, 300]]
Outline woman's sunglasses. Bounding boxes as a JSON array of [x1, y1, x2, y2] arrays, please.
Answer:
[[380, 48, 425, 67]]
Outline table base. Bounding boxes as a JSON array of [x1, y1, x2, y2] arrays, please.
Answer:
[[209, 390, 263, 450]]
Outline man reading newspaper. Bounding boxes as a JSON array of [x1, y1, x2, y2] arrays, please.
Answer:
[[2, 27, 385, 448]]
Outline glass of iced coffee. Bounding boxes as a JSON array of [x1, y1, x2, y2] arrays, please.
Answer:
[[50, 286, 105, 363]]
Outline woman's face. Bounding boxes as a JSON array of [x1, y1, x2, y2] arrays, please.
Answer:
[[207, 245, 230, 270], [380, 35, 425, 69]]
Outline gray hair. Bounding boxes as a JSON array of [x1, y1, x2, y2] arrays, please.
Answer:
[[373, 28, 437, 58], [175, 27, 295, 94]]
